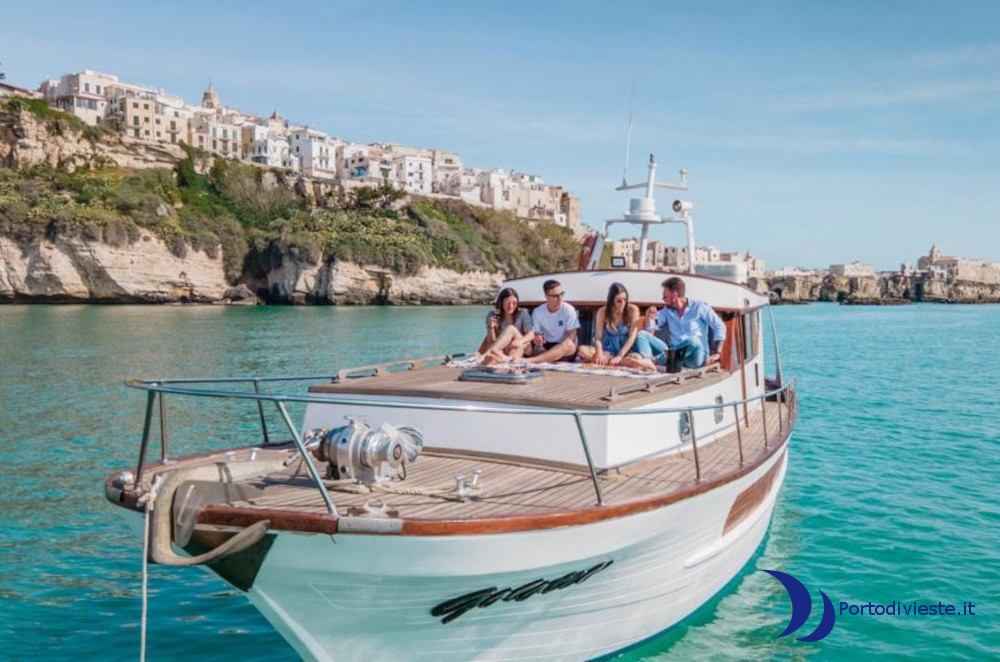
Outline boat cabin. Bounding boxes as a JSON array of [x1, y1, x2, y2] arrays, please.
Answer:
[[307, 269, 775, 469]]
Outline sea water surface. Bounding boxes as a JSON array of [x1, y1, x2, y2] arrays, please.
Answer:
[[0, 303, 997, 660]]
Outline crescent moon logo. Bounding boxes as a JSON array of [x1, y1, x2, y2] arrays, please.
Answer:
[[762, 570, 837, 642]]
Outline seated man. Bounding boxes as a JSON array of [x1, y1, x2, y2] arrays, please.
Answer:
[[657, 276, 726, 368], [524, 279, 579, 363]]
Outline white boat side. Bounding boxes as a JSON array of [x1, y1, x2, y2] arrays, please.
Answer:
[[243, 445, 788, 661], [303, 368, 757, 469]]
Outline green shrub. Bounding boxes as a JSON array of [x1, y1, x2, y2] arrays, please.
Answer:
[[0, 142, 578, 284], [0, 199, 30, 225], [214, 160, 299, 226]]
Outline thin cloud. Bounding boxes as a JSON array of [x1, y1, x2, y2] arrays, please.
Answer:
[[902, 44, 1000, 70], [672, 132, 968, 157], [775, 79, 1000, 113]]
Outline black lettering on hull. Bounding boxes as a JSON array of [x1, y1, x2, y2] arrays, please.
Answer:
[[430, 560, 614, 624]]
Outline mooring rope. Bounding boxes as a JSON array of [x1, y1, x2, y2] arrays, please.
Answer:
[[140, 503, 150, 662], [137, 475, 162, 662]]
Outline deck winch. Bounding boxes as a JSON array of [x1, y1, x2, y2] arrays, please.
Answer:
[[309, 418, 423, 483]]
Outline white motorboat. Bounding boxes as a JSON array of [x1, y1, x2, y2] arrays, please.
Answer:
[[106, 154, 796, 660]]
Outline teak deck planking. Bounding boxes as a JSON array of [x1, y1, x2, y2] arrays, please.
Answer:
[[223, 403, 783, 521], [308, 363, 728, 410]]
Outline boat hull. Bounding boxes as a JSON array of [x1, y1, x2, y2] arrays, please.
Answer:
[[238, 445, 788, 660]]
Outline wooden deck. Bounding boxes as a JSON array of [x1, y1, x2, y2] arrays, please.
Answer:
[[220, 401, 787, 523], [309, 362, 729, 410]]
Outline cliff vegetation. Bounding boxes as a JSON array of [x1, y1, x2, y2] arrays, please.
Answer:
[[0, 98, 578, 298]]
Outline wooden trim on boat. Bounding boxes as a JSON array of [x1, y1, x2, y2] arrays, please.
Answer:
[[198, 507, 338, 534], [722, 450, 785, 535]]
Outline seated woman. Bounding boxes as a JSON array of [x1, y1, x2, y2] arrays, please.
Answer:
[[577, 283, 656, 371], [479, 287, 534, 361]]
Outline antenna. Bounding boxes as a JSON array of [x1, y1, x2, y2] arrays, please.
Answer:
[[621, 82, 635, 188]]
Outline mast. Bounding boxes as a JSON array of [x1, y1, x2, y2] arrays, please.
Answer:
[[595, 153, 691, 271]]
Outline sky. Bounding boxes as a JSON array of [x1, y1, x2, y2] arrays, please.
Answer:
[[2, 1, 999, 270]]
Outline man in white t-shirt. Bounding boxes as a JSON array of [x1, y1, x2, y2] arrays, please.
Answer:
[[525, 279, 580, 363]]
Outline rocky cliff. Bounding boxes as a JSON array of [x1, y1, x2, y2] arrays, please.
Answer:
[[756, 273, 1000, 304], [0, 98, 517, 304], [254, 259, 501, 305], [0, 231, 227, 302], [0, 99, 184, 172], [0, 231, 502, 304]]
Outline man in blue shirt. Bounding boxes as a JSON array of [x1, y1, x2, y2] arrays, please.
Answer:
[[656, 276, 726, 368]]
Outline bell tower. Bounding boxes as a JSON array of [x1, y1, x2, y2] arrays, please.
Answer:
[[202, 82, 220, 110]]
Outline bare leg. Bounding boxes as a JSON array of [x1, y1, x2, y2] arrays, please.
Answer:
[[488, 326, 524, 356], [619, 353, 656, 372], [524, 339, 577, 364], [576, 345, 598, 363]]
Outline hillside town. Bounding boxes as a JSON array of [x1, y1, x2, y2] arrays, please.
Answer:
[[8, 70, 584, 234], [3, 73, 999, 297]]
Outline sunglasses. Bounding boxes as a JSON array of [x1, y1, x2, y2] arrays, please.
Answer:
[[546, 291, 566, 298]]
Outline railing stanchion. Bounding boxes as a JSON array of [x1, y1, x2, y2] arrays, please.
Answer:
[[135, 390, 157, 487], [733, 403, 744, 465], [688, 408, 701, 482], [275, 401, 338, 516], [253, 379, 271, 445], [778, 388, 784, 436], [573, 412, 605, 506], [158, 391, 169, 462], [761, 394, 769, 450]]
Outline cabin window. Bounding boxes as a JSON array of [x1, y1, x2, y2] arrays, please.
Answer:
[[738, 310, 760, 364]]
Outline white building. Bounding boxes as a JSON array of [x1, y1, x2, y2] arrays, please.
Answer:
[[340, 144, 397, 187], [395, 154, 433, 194], [475, 169, 514, 209], [663, 245, 731, 271], [830, 262, 876, 277], [719, 251, 766, 279], [772, 266, 820, 277], [153, 93, 192, 145], [612, 238, 640, 268], [441, 170, 482, 204], [38, 70, 120, 125], [289, 128, 340, 178], [189, 114, 242, 159], [243, 123, 297, 169], [29, 68, 584, 218], [431, 150, 462, 193]]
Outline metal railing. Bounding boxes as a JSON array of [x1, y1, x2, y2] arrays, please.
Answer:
[[125, 368, 797, 514]]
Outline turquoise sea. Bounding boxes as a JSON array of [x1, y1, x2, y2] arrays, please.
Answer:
[[0, 303, 997, 660]]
